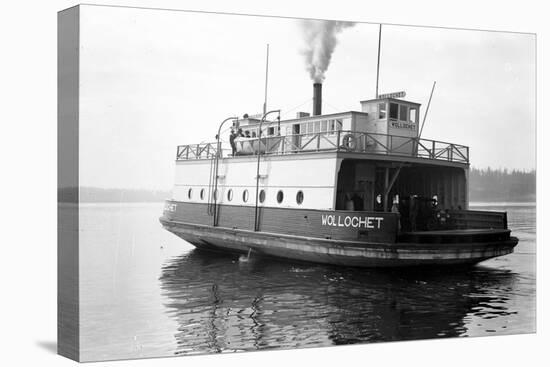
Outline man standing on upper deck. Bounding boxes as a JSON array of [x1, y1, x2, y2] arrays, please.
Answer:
[[229, 129, 237, 156]]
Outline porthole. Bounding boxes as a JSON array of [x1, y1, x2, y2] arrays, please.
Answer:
[[187, 188, 193, 200], [277, 190, 284, 204], [213, 189, 219, 201], [227, 189, 233, 201], [259, 190, 266, 203], [242, 189, 249, 203], [296, 190, 304, 205], [200, 189, 205, 200]]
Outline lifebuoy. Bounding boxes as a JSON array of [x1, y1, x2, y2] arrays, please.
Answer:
[[342, 134, 356, 150]]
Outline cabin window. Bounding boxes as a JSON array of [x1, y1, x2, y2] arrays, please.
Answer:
[[321, 120, 328, 133], [200, 189, 205, 200], [307, 122, 314, 134], [314, 121, 320, 133], [277, 190, 284, 204], [267, 127, 275, 136], [378, 103, 386, 119], [187, 188, 193, 200], [399, 105, 408, 121], [328, 119, 343, 134], [227, 189, 233, 201], [259, 190, 266, 203], [296, 191, 304, 205], [389, 103, 399, 119], [242, 189, 249, 203], [409, 107, 418, 124]]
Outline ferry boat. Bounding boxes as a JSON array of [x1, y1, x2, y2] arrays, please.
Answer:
[[159, 83, 518, 267]]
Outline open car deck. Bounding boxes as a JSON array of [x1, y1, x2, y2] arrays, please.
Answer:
[[398, 228, 512, 244]]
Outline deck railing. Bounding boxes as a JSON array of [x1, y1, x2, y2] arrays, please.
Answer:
[[176, 130, 469, 164], [176, 143, 218, 160]]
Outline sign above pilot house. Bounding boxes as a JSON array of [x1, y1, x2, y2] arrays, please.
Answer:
[[379, 91, 406, 99]]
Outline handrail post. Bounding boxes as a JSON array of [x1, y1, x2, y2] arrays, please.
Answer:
[[337, 130, 341, 151], [317, 133, 320, 151], [212, 116, 238, 226], [254, 110, 280, 231]]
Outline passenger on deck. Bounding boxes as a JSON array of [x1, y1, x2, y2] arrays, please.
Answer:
[[345, 194, 355, 211], [431, 195, 439, 209], [229, 129, 237, 156], [409, 195, 419, 231], [391, 201, 400, 214], [237, 128, 244, 137], [245, 130, 251, 138], [391, 200, 401, 231], [351, 193, 363, 211], [375, 194, 383, 211]]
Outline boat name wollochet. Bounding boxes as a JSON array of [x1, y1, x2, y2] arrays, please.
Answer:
[[321, 214, 384, 229]]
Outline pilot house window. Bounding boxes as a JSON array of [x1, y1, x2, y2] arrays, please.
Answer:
[[389, 103, 399, 119], [399, 105, 408, 121], [378, 103, 386, 119], [409, 107, 418, 123]]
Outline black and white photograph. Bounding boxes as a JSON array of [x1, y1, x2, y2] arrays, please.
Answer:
[[0, 1, 536, 366], [55, 3, 539, 363]]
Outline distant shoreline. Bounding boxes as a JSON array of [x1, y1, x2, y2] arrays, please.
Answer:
[[470, 201, 536, 206], [58, 187, 171, 203], [59, 187, 536, 204]]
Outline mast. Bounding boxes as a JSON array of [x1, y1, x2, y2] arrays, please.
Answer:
[[263, 44, 269, 115], [375, 24, 382, 98], [419, 81, 437, 138]]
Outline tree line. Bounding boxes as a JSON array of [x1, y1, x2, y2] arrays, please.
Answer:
[[58, 187, 171, 203], [469, 167, 536, 202], [58, 167, 536, 203]]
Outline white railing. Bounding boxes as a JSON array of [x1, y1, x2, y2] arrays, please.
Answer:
[[176, 131, 469, 164]]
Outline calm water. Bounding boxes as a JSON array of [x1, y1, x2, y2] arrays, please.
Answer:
[[77, 202, 536, 361]]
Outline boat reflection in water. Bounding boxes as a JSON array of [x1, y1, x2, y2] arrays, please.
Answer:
[[159, 249, 518, 355]]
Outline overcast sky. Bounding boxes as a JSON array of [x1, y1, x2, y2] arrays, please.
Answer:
[[78, 5, 536, 190]]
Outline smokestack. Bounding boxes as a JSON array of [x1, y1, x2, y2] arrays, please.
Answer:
[[313, 83, 322, 116]]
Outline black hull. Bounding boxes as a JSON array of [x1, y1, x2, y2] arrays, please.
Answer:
[[160, 218, 518, 268]]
